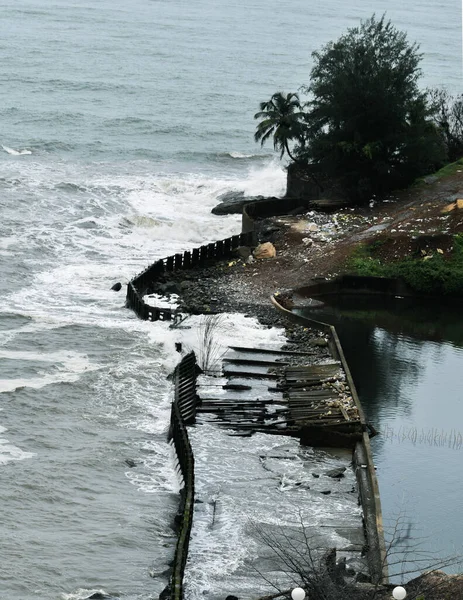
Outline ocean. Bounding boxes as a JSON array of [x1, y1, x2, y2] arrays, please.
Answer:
[[0, 1, 461, 598]]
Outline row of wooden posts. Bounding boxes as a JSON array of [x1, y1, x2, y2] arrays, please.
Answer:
[[168, 352, 198, 600], [126, 231, 255, 321]]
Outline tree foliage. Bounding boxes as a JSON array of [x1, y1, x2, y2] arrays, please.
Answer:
[[299, 15, 446, 201], [428, 88, 463, 162], [254, 92, 306, 162], [255, 15, 455, 204]]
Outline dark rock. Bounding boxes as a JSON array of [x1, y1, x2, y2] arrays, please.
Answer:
[[325, 467, 346, 479], [86, 594, 118, 600], [312, 337, 328, 347], [312, 473, 320, 478], [320, 490, 331, 495], [211, 193, 278, 215], [233, 246, 251, 260], [111, 282, 122, 292], [225, 596, 239, 600], [159, 281, 181, 295], [175, 342, 182, 353], [125, 458, 137, 468], [217, 190, 245, 203]]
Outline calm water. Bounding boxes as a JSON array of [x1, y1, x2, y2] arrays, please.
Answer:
[[297, 296, 463, 578], [0, 1, 461, 598]]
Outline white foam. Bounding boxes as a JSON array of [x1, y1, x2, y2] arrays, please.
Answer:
[[61, 589, 111, 600], [2, 145, 32, 155], [228, 151, 260, 159], [0, 423, 36, 465], [0, 349, 99, 393]]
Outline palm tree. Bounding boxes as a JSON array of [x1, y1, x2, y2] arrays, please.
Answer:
[[254, 92, 305, 161], [255, 92, 323, 190]]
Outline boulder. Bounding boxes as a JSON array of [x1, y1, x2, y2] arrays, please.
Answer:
[[211, 192, 278, 215], [253, 242, 276, 259], [441, 198, 463, 213], [233, 246, 252, 260], [111, 282, 122, 292], [325, 467, 346, 479]]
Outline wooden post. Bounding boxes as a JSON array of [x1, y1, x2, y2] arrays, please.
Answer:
[[166, 256, 174, 271], [208, 242, 216, 259]]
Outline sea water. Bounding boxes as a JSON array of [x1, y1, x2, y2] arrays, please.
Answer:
[[0, 0, 461, 598]]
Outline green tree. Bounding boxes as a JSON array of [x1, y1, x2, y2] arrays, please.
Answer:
[[254, 92, 305, 162], [297, 15, 446, 202], [428, 88, 463, 161]]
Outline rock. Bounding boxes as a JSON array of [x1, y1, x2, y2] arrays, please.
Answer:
[[225, 596, 239, 600], [312, 337, 328, 347], [442, 202, 456, 213], [111, 282, 122, 292], [233, 246, 251, 260], [159, 281, 181, 295], [253, 242, 276, 259], [423, 175, 438, 184], [325, 467, 346, 479], [302, 237, 313, 246], [211, 191, 246, 215], [211, 193, 279, 215], [312, 473, 320, 478], [125, 458, 137, 468], [306, 222, 319, 232], [217, 190, 245, 203], [320, 490, 331, 495]]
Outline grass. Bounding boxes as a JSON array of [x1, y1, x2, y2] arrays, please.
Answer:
[[348, 234, 463, 295], [413, 157, 463, 187]]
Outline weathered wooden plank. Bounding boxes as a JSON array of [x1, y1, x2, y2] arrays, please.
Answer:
[[223, 370, 280, 379], [228, 345, 317, 356], [223, 358, 289, 367], [286, 363, 339, 370]]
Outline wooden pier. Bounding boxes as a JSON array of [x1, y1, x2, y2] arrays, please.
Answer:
[[196, 345, 363, 447]]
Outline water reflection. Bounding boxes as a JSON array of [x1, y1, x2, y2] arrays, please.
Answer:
[[296, 295, 463, 578]]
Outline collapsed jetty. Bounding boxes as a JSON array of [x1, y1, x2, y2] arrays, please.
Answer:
[[126, 199, 387, 600]]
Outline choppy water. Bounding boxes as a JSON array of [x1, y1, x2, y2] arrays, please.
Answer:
[[0, 1, 461, 598]]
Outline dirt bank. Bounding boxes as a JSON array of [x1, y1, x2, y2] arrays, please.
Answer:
[[168, 169, 463, 318]]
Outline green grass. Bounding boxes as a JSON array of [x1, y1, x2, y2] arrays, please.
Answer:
[[349, 234, 463, 295], [413, 157, 463, 187]]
